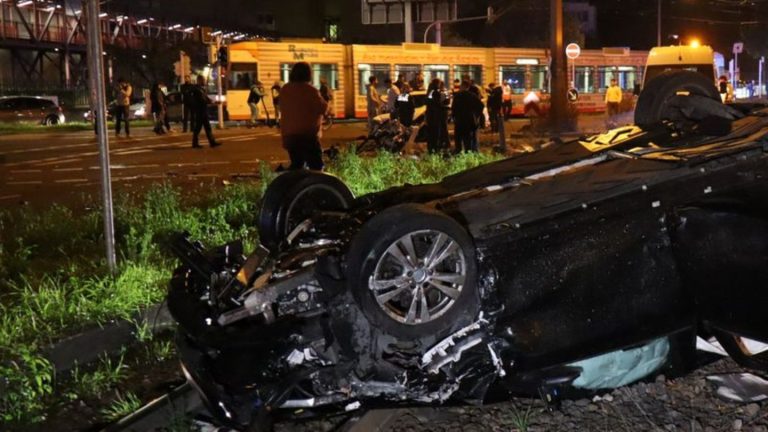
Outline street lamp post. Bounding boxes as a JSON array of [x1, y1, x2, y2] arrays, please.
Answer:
[[657, 0, 662, 46], [85, 0, 116, 271]]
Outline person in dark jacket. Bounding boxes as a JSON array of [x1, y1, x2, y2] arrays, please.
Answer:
[[425, 78, 450, 154], [451, 80, 485, 153], [487, 83, 501, 132], [487, 83, 506, 152], [396, 83, 415, 127], [271, 81, 282, 126], [180, 75, 195, 132], [190, 76, 221, 148], [150, 82, 167, 135]]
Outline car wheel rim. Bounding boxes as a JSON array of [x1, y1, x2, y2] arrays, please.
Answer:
[[369, 230, 466, 325]]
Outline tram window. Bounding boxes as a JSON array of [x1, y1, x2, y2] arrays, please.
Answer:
[[454, 65, 482, 85], [229, 63, 257, 90], [574, 66, 595, 93], [598, 66, 638, 92], [424, 64, 449, 85], [395, 64, 421, 84], [280, 63, 340, 90], [531, 66, 549, 92], [358, 63, 391, 95], [499, 66, 526, 94]]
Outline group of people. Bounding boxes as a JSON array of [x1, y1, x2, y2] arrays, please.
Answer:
[[246, 77, 333, 129], [366, 72, 509, 155], [109, 75, 220, 148]]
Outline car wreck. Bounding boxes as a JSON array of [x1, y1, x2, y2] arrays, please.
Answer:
[[167, 71, 768, 431]]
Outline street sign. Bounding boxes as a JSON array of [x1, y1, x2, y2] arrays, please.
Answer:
[[733, 42, 744, 55], [566, 43, 581, 59], [567, 88, 579, 102]]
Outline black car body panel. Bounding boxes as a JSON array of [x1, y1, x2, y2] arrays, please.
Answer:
[[167, 109, 768, 430]]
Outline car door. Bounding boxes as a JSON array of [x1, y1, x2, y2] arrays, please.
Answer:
[[0, 99, 16, 122]]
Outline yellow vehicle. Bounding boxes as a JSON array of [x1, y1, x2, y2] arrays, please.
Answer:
[[644, 45, 717, 87]]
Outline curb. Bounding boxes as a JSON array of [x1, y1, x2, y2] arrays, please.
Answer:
[[100, 383, 202, 432], [42, 303, 174, 373]]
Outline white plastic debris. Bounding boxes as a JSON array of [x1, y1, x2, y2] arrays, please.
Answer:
[[707, 373, 768, 403]]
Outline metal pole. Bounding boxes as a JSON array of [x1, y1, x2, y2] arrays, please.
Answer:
[[550, 0, 566, 135], [216, 36, 225, 129], [85, 0, 116, 271], [435, 21, 441, 45], [757, 57, 765, 99], [657, 0, 661, 46], [404, 0, 413, 42]]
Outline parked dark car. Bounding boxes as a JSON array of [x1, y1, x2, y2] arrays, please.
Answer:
[[0, 96, 65, 125], [167, 71, 768, 431]]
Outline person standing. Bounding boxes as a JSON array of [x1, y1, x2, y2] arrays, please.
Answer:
[[181, 75, 195, 132], [605, 78, 623, 128], [191, 75, 221, 148], [395, 74, 406, 91], [280, 62, 328, 170], [366, 75, 382, 133], [451, 80, 485, 153], [410, 71, 425, 91], [115, 77, 132, 138], [501, 81, 513, 120], [150, 82, 167, 135], [487, 83, 506, 153], [384, 77, 400, 119], [271, 81, 282, 126], [248, 81, 264, 127], [396, 83, 415, 127], [425, 78, 450, 154], [319, 78, 334, 119]]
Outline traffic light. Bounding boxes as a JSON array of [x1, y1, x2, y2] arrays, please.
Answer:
[[218, 47, 228, 67]]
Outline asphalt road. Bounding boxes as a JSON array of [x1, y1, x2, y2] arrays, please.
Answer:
[[0, 122, 370, 208], [0, 114, 619, 209]]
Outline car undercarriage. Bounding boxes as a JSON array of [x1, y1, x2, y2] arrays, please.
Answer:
[[166, 70, 768, 431]]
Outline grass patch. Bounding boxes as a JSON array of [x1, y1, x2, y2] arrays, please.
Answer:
[[100, 391, 142, 422], [0, 151, 500, 427], [0, 120, 154, 135]]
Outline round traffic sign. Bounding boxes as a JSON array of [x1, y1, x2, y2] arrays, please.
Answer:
[[567, 88, 579, 103], [566, 43, 581, 59]]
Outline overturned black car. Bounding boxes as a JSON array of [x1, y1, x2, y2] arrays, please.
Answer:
[[167, 71, 768, 430]]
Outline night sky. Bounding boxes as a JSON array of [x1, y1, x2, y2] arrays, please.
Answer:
[[104, 0, 768, 79]]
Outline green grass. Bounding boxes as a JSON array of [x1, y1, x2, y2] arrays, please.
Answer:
[[0, 151, 501, 426], [99, 391, 142, 422], [0, 120, 154, 135], [65, 354, 128, 401]]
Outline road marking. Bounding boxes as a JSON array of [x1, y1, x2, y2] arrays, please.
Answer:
[[239, 160, 262, 164], [169, 161, 229, 167], [109, 164, 161, 169], [10, 169, 42, 173], [0, 142, 93, 156], [6, 180, 42, 185], [55, 178, 88, 183], [54, 167, 84, 172], [188, 174, 220, 178], [115, 149, 153, 156], [0, 194, 21, 200], [34, 158, 83, 167]]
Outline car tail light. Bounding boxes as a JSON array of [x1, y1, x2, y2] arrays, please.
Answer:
[[57, 106, 63, 113]]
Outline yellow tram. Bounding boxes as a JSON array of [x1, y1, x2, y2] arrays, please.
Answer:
[[224, 40, 648, 121]]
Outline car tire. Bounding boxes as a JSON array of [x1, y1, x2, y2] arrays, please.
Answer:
[[44, 115, 59, 126], [347, 204, 480, 340], [258, 171, 354, 252], [635, 70, 721, 128]]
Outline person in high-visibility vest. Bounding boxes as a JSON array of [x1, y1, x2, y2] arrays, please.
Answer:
[[605, 78, 623, 128]]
